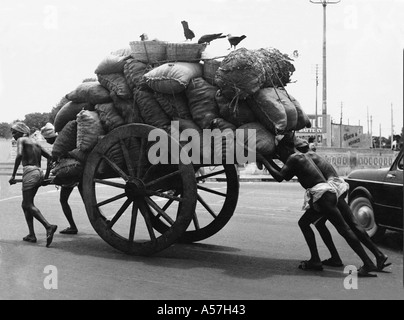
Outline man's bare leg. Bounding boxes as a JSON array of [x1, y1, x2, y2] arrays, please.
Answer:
[[298, 211, 324, 271], [60, 186, 78, 234], [317, 193, 377, 277], [338, 198, 391, 271], [22, 188, 57, 247]]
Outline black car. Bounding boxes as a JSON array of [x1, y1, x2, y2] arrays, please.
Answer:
[[346, 149, 403, 239]]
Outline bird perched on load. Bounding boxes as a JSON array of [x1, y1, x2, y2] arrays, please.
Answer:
[[227, 34, 247, 50], [197, 33, 226, 45], [181, 21, 195, 41], [140, 33, 149, 41]]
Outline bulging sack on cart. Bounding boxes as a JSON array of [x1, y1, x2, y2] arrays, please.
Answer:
[[95, 102, 125, 133], [155, 92, 192, 120], [98, 73, 132, 100], [135, 89, 171, 129], [247, 88, 289, 135], [54, 101, 93, 133], [186, 77, 220, 129], [124, 58, 149, 90], [253, 48, 295, 88], [52, 158, 83, 179], [215, 90, 256, 127], [144, 62, 203, 94], [97, 135, 142, 176], [111, 91, 143, 124], [215, 48, 266, 101], [95, 54, 131, 75], [76, 110, 105, 152], [273, 88, 298, 131], [65, 81, 112, 105], [52, 120, 78, 160], [288, 93, 312, 130], [51, 158, 83, 187], [236, 122, 276, 157]]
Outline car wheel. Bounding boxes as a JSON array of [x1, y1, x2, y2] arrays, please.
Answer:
[[350, 196, 386, 239]]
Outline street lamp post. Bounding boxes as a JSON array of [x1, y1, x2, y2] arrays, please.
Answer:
[[310, 0, 341, 147]]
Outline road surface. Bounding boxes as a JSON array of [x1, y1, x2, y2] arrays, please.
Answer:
[[0, 179, 403, 300]]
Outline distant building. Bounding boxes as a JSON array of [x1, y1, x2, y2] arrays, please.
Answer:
[[295, 114, 331, 147], [296, 114, 372, 148]]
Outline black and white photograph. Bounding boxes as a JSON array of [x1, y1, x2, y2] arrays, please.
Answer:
[[0, 0, 403, 305]]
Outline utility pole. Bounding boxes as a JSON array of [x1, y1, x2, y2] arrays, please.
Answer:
[[315, 64, 319, 145], [310, 0, 341, 147], [379, 124, 382, 149], [340, 102, 343, 148], [391, 103, 394, 148], [370, 115, 373, 148], [367, 107, 370, 135]]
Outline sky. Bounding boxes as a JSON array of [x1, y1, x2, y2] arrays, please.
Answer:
[[0, 0, 403, 137]]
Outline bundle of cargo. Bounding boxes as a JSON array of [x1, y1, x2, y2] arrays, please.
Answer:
[[215, 47, 295, 100], [49, 40, 311, 185]]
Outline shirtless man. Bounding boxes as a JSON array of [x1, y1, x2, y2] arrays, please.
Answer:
[[261, 136, 378, 277], [41, 123, 80, 235], [9, 122, 57, 247], [294, 138, 391, 272]]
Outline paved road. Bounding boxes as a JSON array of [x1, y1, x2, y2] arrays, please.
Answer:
[[0, 178, 403, 300]]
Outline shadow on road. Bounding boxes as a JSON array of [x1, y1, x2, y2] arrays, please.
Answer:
[[4, 232, 346, 280]]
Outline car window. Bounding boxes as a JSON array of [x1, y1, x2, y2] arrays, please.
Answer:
[[399, 156, 403, 171]]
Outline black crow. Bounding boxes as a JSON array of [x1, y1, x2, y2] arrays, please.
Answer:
[[227, 34, 247, 50], [140, 33, 148, 41], [181, 21, 195, 41], [197, 33, 226, 45]]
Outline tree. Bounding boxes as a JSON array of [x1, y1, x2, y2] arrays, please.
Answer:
[[0, 122, 12, 139], [24, 112, 51, 133]]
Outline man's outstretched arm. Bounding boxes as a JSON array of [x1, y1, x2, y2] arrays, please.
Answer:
[[41, 145, 53, 180], [261, 157, 296, 183]]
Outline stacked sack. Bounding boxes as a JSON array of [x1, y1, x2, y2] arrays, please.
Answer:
[[50, 41, 312, 184], [214, 47, 312, 135]]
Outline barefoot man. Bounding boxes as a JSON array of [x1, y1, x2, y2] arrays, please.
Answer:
[[294, 138, 391, 272], [9, 122, 57, 247], [41, 123, 80, 235], [261, 136, 378, 277]]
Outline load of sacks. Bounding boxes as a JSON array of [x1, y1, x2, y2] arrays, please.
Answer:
[[50, 43, 311, 184]]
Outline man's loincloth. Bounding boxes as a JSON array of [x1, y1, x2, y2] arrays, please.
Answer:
[[22, 166, 44, 191], [327, 176, 349, 199], [302, 177, 350, 211]]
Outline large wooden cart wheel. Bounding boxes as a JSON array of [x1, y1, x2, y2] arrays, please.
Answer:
[[151, 164, 239, 243], [82, 124, 197, 256]]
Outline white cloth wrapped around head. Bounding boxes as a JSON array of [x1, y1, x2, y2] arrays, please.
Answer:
[[12, 122, 30, 136], [41, 123, 58, 139]]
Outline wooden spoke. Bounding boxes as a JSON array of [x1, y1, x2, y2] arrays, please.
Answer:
[[120, 139, 135, 178], [101, 155, 130, 181], [197, 194, 217, 219], [137, 138, 147, 178], [138, 199, 157, 242], [145, 170, 181, 188], [145, 197, 175, 226], [94, 179, 126, 189], [191, 211, 201, 230], [196, 169, 225, 181], [128, 201, 139, 243], [197, 185, 227, 197], [146, 190, 183, 202], [161, 191, 180, 211], [96, 193, 127, 208], [106, 198, 132, 230]]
